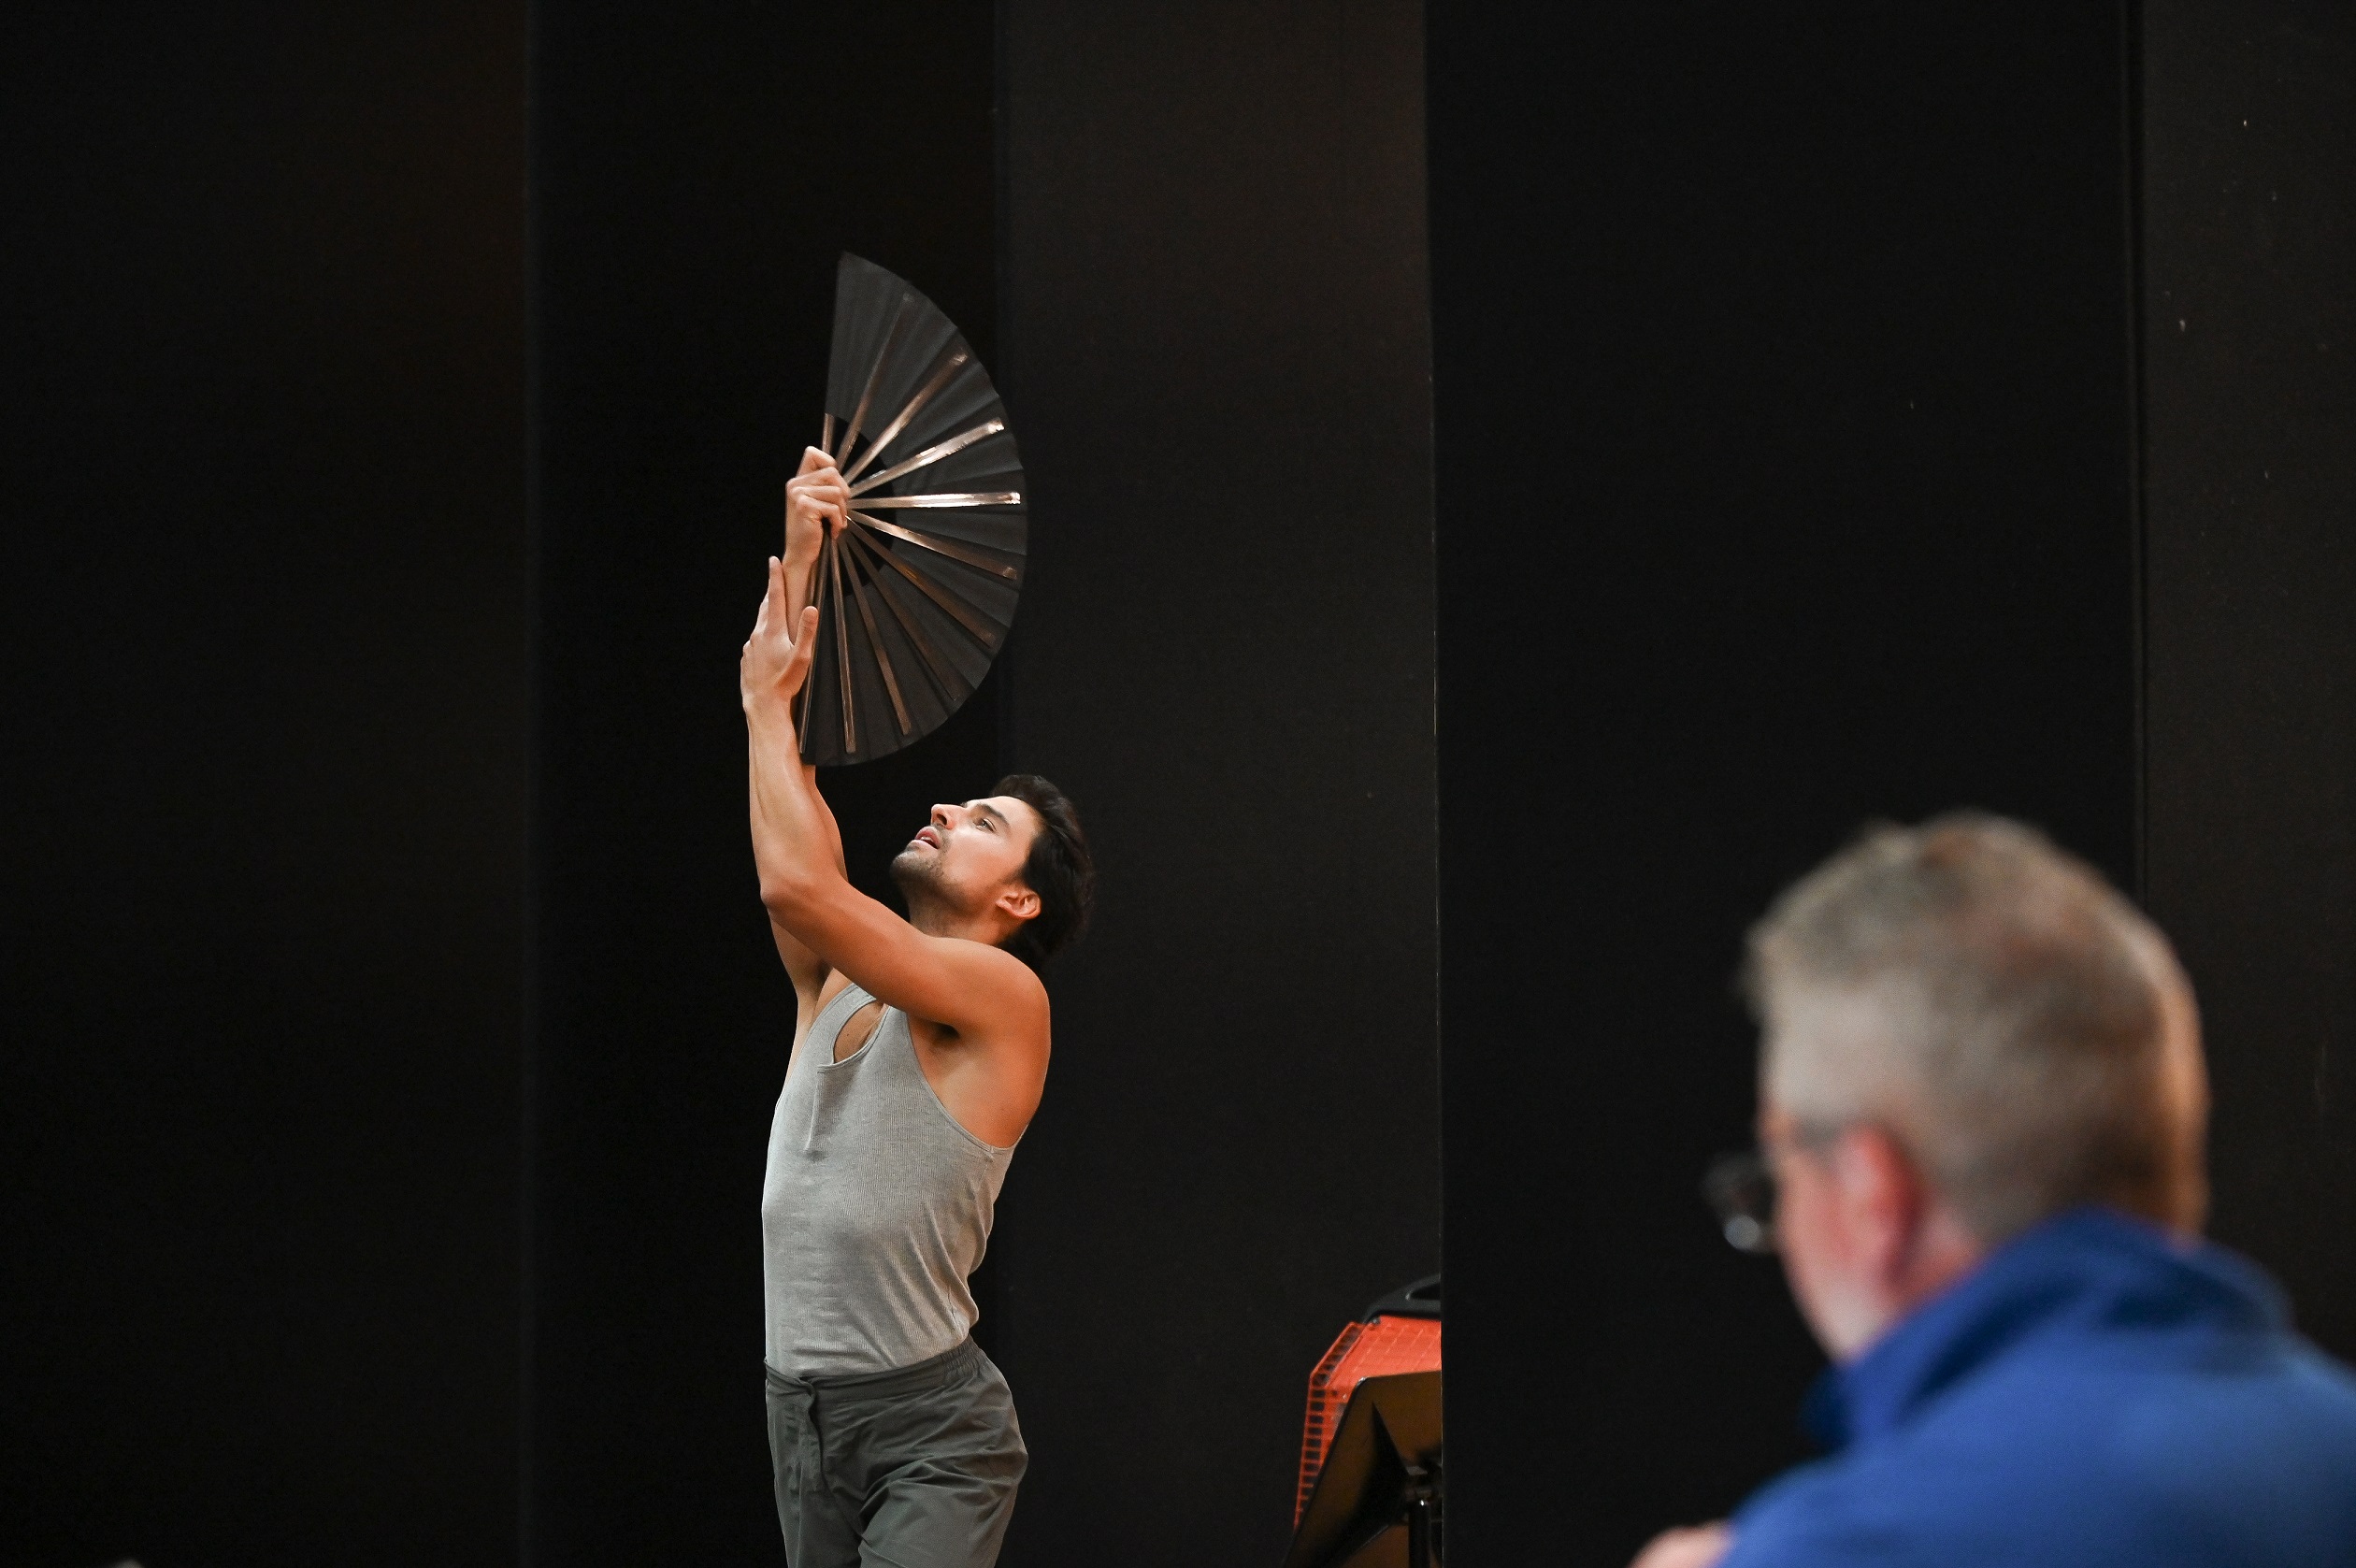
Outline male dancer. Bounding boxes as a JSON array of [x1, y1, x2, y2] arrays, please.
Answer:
[[740, 448, 1093, 1567]]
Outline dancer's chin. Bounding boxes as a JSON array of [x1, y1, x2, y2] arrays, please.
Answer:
[[890, 847, 942, 894]]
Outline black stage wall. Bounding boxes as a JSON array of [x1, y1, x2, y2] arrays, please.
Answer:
[[533, 7, 1442, 1561], [2142, 0, 2356, 1359], [994, 1, 1441, 1561], [1430, 5, 2142, 1562], [525, 1, 1004, 1561], [2, 3, 527, 1565]]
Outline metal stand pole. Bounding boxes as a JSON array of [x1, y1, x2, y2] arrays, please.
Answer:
[[1406, 1496, 1432, 1568]]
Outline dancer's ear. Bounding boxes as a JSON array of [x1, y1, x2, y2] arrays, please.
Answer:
[[996, 884, 1042, 923]]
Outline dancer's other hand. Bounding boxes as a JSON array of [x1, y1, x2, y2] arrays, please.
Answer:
[[742, 556, 821, 712], [1627, 1523, 1731, 1568], [785, 446, 849, 566]]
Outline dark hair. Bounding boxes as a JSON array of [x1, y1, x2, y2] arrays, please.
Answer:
[[995, 773, 1094, 971]]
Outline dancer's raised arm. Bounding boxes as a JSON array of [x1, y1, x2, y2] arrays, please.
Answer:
[[745, 448, 849, 1003], [740, 543, 1044, 1046]]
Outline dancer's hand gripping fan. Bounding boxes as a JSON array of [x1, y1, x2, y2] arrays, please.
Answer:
[[798, 253, 1027, 766]]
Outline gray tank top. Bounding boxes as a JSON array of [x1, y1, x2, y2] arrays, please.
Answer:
[[761, 982, 1015, 1375]]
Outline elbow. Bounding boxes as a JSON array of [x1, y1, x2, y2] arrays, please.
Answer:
[[759, 868, 822, 922]]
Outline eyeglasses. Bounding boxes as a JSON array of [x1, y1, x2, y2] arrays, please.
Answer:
[[1702, 1148, 1778, 1255], [1706, 1121, 1861, 1255]]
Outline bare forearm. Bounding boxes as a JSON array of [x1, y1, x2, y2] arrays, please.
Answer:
[[747, 699, 846, 910], [740, 527, 849, 988], [783, 539, 821, 627]]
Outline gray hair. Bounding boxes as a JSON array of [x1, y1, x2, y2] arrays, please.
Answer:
[[1745, 813, 2207, 1244]]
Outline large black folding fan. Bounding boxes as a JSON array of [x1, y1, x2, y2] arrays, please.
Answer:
[[797, 253, 1025, 766]]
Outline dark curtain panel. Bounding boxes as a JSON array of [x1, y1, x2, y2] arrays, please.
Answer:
[[995, 1, 1441, 1560], [2142, 0, 2356, 1359], [1, 3, 528, 1563], [1429, 4, 2137, 1561], [525, 0, 1000, 1561]]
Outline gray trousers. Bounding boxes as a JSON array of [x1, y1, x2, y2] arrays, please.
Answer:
[[765, 1338, 1027, 1568]]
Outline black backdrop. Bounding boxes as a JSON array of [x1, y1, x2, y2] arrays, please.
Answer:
[[2141, 0, 2356, 1389], [992, 0, 1440, 1560], [2, 3, 526, 1565], [531, 0, 1443, 1561], [1430, 1, 2356, 1562], [1429, 4, 2140, 1561], [526, 0, 1002, 1561]]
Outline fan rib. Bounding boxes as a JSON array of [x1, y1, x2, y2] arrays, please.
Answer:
[[839, 294, 916, 470], [820, 413, 837, 462], [847, 418, 1004, 497], [826, 534, 856, 753], [842, 349, 970, 482], [856, 492, 1023, 510], [849, 519, 1002, 649], [842, 547, 913, 736], [791, 523, 824, 757], [849, 510, 1020, 583], [845, 528, 970, 706]]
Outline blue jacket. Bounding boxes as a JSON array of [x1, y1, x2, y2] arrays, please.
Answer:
[[1722, 1207, 2356, 1568]]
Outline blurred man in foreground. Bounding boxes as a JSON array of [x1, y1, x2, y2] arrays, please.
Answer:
[[1637, 815, 2356, 1568]]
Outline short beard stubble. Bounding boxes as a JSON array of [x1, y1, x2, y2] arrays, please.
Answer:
[[890, 845, 950, 911]]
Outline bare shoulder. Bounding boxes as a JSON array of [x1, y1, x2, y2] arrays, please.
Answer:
[[907, 943, 1052, 1146], [945, 937, 1049, 1036]]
